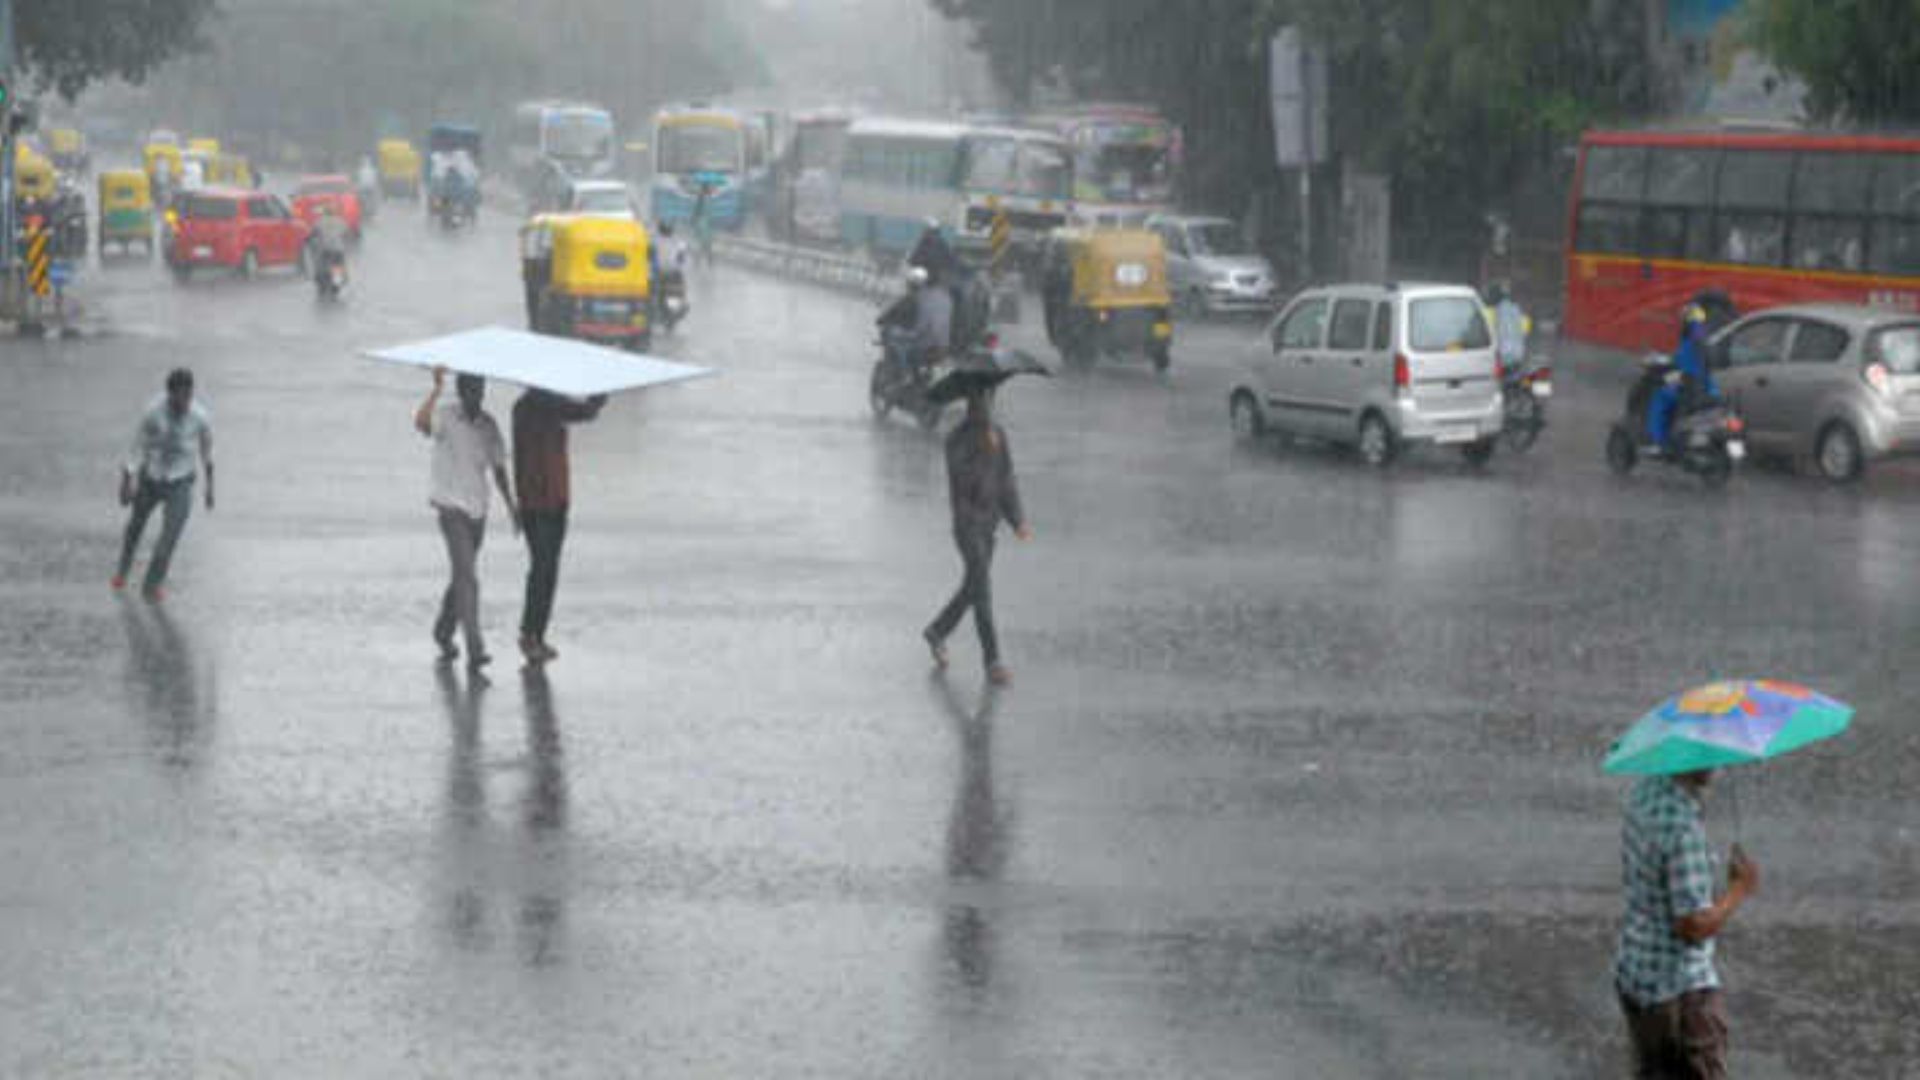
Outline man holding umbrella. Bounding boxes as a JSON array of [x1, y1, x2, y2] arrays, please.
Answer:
[[1604, 679, 1853, 1079], [922, 349, 1047, 686]]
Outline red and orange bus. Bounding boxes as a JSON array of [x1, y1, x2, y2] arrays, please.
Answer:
[[1565, 129, 1920, 351]]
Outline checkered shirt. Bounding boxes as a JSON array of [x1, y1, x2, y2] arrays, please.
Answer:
[[1614, 775, 1721, 1006]]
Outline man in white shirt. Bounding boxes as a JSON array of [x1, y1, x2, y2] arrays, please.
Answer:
[[415, 369, 518, 670], [114, 367, 214, 601]]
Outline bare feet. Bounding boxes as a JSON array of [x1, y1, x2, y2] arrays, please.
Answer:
[[986, 664, 1011, 686], [923, 628, 949, 670]]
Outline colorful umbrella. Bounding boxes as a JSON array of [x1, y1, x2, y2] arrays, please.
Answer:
[[1603, 680, 1852, 776]]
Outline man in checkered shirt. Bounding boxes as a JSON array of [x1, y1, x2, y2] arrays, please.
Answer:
[[1614, 769, 1759, 1079]]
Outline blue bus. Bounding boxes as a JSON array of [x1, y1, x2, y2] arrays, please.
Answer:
[[650, 106, 755, 232], [509, 101, 617, 203]]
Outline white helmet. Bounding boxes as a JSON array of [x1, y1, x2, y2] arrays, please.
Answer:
[[905, 265, 930, 289]]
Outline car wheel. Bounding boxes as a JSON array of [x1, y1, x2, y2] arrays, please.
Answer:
[[1460, 439, 1495, 469], [240, 249, 258, 280], [1230, 392, 1264, 441], [1357, 412, 1396, 468], [1815, 422, 1864, 484], [1605, 425, 1637, 475]]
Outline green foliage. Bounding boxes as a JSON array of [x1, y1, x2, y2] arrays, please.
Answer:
[[17, 0, 217, 100], [1751, 0, 1920, 122]]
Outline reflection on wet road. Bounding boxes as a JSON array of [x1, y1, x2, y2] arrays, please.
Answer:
[[0, 192, 1915, 1076]]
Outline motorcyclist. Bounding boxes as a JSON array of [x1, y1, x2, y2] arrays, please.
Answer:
[[310, 203, 352, 284], [878, 266, 950, 377], [1646, 304, 1718, 453], [908, 219, 962, 285], [1485, 283, 1531, 379]]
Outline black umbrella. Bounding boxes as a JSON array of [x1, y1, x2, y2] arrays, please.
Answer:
[[926, 347, 1051, 405]]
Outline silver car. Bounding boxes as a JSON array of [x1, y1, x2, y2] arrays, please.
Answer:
[[1710, 303, 1920, 482], [1145, 214, 1279, 317], [1230, 282, 1505, 467]]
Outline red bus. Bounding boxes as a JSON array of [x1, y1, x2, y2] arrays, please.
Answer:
[[1565, 129, 1920, 351]]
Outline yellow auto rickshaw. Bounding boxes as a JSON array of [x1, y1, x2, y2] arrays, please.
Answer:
[[14, 143, 56, 202], [144, 142, 183, 186], [377, 138, 422, 199], [98, 170, 156, 256], [520, 214, 654, 350], [47, 127, 89, 173], [209, 152, 255, 188], [1040, 227, 1175, 371]]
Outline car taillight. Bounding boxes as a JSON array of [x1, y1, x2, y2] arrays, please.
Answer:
[[1492, 357, 1505, 382], [1865, 362, 1894, 396], [1727, 415, 1746, 435], [984, 332, 1000, 349], [1393, 353, 1410, 393]]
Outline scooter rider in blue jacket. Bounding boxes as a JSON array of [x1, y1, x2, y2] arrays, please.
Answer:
[[1646, 305, 1717, 452]]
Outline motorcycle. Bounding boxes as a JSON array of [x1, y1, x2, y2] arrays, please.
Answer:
[[869, 326, 947, 430], [1605, 354, 1746, 487], [656, 267, 689, 332], [1500, 357, 1553, 453], [433, 194, 476, 231], [313, 247, 348, 302]]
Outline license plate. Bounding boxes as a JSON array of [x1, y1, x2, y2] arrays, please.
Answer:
[[1433, 427, 1477, 445], [192, 245, 213, 258], [1530, 381, 1553, 399], [590, 302, 628, 318], [1727, 439, 1747, 462]]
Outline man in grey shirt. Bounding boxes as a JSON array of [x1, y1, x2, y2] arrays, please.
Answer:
[[114, 367, 213, 602], [416, 369, 518, 670]]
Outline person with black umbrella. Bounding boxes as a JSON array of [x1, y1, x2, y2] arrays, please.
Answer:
[[924, 382, 1032, 687]]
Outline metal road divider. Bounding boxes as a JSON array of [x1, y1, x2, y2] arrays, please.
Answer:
[[711, 235, 896, 301]]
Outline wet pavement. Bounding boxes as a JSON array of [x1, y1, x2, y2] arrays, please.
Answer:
[[2, 194, 1918, 1078]]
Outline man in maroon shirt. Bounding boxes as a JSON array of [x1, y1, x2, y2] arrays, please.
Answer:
[[512, 388, 607, 665]]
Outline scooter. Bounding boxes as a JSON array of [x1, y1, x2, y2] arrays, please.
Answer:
[[656, 267, 689, 332], [1500, 356, 1553, 453], [1605, 354, 1746, 487], [869, 326, 948, 431], [313, 247, 348, 302]]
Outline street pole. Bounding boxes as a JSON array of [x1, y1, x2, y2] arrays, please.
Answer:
[[1, 0, 17, 290]]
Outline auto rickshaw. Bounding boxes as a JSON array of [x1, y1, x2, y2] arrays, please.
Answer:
[[144, 142, 182, 184], [377, 138, 422, 199], [209, 152, 255, 188], [187, 137, 221, 157], [98, 170, 155, 256], [47, 127, 89, 174], [15, 143, 56, 202], [520, 214, 654, 351], [1039, 227, 1175, 371]]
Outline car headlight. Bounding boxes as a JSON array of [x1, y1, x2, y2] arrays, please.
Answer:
[[1114, 262, 1149, 287]]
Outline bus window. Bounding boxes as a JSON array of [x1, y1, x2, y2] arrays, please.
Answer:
[[1581, 145, 1647, 201], [1870, 155, 1920, 274], [1643, 147, 1715, 259], [1791, 152, 1872, 272], [1714, 150, 1792, 266], [1576, 203, 1639, 256], [964, 137, 1018, 193]]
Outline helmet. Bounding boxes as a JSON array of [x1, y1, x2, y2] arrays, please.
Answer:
[[923, 216, 942, 232], [1682, 303, 1707, 325], [905, 265, 931, 289]]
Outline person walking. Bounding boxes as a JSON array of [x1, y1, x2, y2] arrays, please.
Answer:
[[416, 369, 517, 670], [512, 388, 607, 666], [1614, 768, 1759, 1079], [924, 390, 1030, 686], [113, 367, 214, 602]]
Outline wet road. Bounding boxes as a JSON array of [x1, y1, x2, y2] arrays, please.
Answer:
[[2, 195, 1918, 1078]]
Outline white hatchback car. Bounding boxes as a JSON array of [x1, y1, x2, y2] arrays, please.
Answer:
[[1230, 283, 1505, 466]]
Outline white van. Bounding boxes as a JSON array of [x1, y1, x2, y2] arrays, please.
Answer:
[[1229, 283, 1505, 466]]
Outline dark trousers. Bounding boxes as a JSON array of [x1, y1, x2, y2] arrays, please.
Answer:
[[929, 528, 999, 667], [117, 476, 194, 590], [434, 509, 487, 658], [1619, 988, 1728, 1080], [520, 508, 569, 641]]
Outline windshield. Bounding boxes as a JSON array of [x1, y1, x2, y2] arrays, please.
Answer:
[[575, 188, 631, 214], [1869, 325, 1920, 373], [546, 114, 613, 162], [1085, 143, 1173, 202], [658, 124, 741, 174], [1410, 298, 1492, 352], [1189, 223, 1251, 257], [965, 138, 1071, 199]]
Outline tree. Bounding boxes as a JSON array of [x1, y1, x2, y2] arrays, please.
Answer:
[[16, 0, 217, 100], [1751, 0, 1920, 123]]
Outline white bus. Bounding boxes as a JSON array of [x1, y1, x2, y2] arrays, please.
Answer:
[[839, 118, 1074, 263], [509, 101, 617, 202]]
